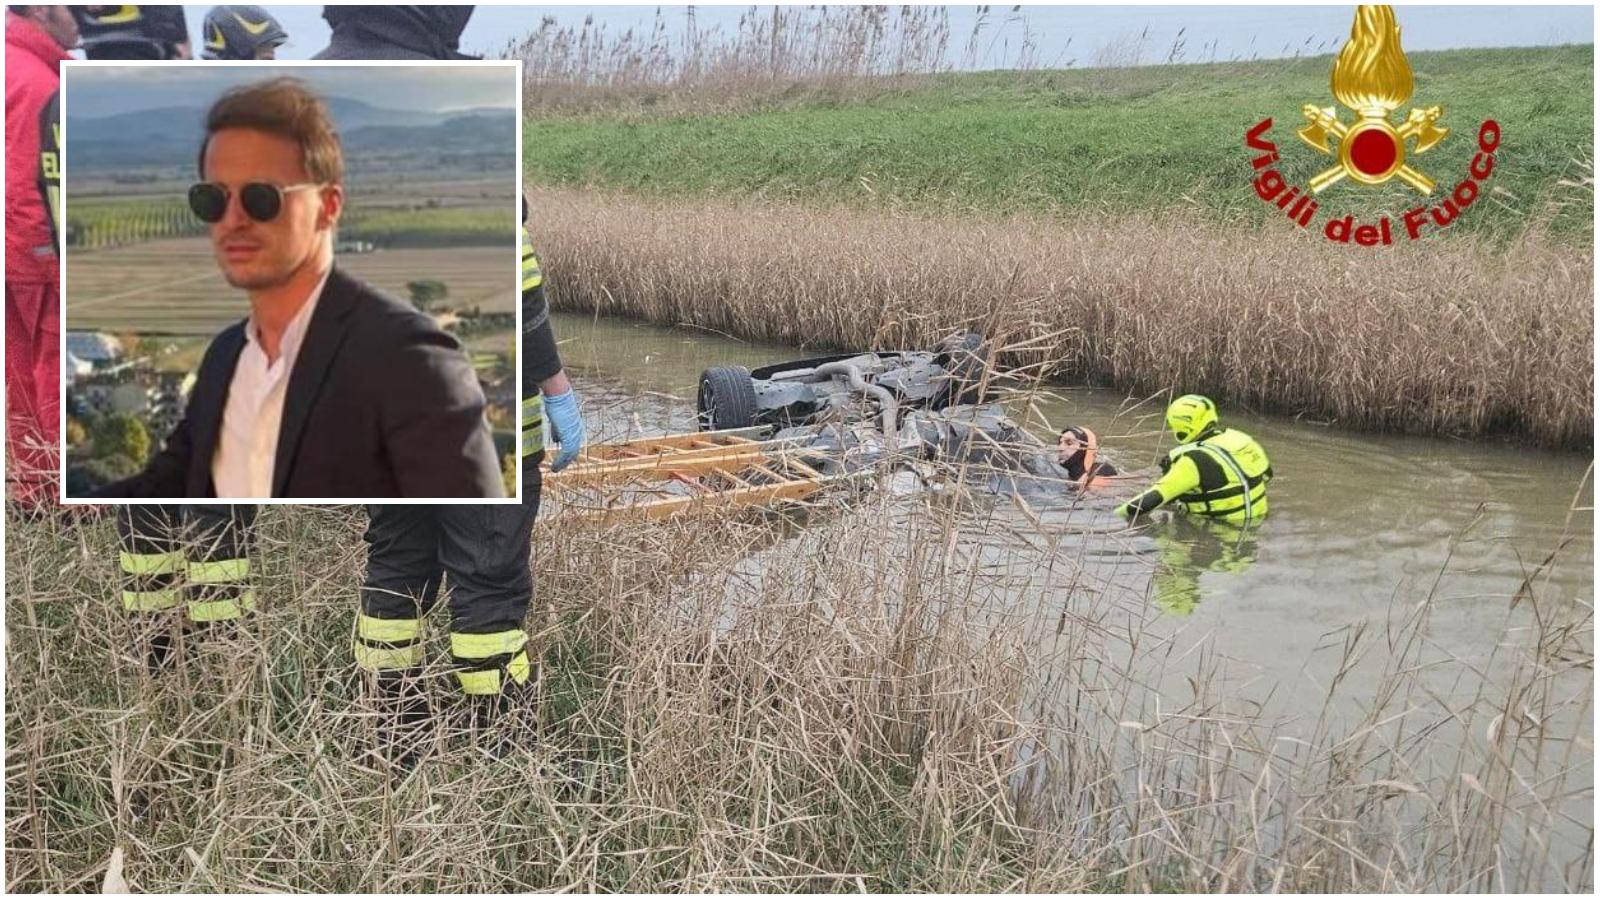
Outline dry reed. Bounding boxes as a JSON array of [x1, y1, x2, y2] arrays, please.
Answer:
[[530, 185, 1593, 448], [4, 451, 1592, 890], [502, 6, 1335, 114]]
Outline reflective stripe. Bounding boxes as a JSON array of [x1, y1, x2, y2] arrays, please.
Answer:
[[520, 394, 544, 458], [521, 228, 543, 290], [188, 557, 250, 584], [450, 629, 526, 660], [354, 640, 423, 671], [507, 649, 531, 685], [457, 668, 500, 695], [121, 550, 185, 576], [188, 589, 256, 622], [358, 614, 421, 643], [122, 588, 181, 611]]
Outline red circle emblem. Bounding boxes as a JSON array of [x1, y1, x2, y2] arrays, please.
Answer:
[[1349, 128, 1398, 177]]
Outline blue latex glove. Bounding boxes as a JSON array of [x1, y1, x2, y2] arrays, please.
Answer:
[[543, 388, 585, 472]]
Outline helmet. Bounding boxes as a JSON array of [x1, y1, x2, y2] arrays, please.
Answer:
[[1165, 394, 1218, 443], [321, 6, 476, 59], [73, 5, 190, 59], [201, 5, 287, 59]]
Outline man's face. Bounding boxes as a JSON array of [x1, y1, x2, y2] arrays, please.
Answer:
[[202, 128, 337, 291], [34, 6, 80, 50], [1058, 431, 1083, 464], [171, 39, 193, 59], [254, 45, 277, 60]]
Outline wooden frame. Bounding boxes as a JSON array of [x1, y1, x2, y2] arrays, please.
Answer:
[[542, 428, 844, 524]]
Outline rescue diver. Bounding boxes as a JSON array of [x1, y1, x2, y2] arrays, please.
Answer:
[[200, 4, 287, 59], [1057, 425, 1118, 487], [320, 5, 588, 769], [69, 5, 260, 670], [1117, 395, 1272, 526]]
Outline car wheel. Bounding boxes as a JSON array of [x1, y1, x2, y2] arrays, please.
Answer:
[[697, 366, 759, 431]]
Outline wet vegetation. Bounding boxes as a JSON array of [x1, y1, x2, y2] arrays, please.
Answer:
[[5, 459, 1591, 890]]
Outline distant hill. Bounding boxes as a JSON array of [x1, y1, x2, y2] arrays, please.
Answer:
[[66, 97, 516, 173]]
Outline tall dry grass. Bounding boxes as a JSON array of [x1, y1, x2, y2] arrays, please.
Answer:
[[530, 185, 1593, 448], [507, 6, 969, 98], [4, 458, 1591, 890], [502, 6, 1335, 113]]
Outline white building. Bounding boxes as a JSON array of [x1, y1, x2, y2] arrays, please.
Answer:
[[65, 332, 122, 365]]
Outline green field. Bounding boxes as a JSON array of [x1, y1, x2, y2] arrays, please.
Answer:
[[523, 45, 1594, 240]]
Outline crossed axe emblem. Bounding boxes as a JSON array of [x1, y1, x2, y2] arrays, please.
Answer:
[[1298, 103, 1449, 195]]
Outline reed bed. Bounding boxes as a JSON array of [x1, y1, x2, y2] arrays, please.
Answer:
[[530, 185, 1593, 448], [4, 454, 1591, 891], [501, 5, 1293, 114]]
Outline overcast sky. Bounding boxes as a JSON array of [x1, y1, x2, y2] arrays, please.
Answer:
[[182, 4, 1592, 65], [63, 63, 518, 118]]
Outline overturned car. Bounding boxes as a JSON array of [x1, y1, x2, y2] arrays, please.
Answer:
[[696, 333, 991, 433]]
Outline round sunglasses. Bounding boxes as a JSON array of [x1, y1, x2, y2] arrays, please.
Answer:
[[187, 181, 321, 224]]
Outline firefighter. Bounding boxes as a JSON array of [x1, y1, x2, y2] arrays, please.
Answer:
[[73, 2, 190, 58], [200, 4, 287, 60], [312, 5, 477, 60], [71, 6, 260, 669], [6, 6, 77, 513], [1117, 395, 1273, 526], [320, 6, 588, 766]]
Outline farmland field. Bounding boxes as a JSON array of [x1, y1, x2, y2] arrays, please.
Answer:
[[65, 238, 517, 335]]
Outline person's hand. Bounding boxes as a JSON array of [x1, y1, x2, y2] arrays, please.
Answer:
[[542, 388, 585, 472]]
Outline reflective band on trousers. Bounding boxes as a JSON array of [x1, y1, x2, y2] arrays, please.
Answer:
[[188, 557, 250, 584], [520, 394, 544, 458], [451, 629, 527, 659], [121, 550, 185, 575], [456, 649, 532, 695], [122, 588, 182, 611], [354, 641, 423, 671], [521, 227, 543, 291], [188, 589, 257, 622], [359, 614, 421, 643]]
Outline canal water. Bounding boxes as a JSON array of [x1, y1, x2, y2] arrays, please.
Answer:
[[551, 309, 1593, 884]]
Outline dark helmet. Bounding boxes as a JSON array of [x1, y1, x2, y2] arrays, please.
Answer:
[[201, 5, 288, 59], [72, 5, 190, 59], [320, 5, 476, 59]]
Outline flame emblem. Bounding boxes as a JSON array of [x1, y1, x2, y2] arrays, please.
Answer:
[[1297, 5, 1448, 194]]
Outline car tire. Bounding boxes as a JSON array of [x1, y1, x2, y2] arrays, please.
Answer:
[[698, 366, 758, 431], [935, 332, 991, 408]]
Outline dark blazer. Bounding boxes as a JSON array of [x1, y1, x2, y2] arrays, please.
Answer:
[[92, 265, 505, 499]]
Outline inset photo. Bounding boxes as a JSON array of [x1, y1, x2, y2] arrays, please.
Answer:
[[59, 61, 521, 501]]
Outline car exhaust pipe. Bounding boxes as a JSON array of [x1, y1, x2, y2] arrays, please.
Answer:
[[814, 361, 898, 436]]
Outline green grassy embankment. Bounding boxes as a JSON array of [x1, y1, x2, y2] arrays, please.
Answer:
[[521, 46, 1594, 447], [525, 46, 1594, 241]]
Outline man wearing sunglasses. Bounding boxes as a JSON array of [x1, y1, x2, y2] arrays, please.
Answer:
[[93, 76, 504, 499]]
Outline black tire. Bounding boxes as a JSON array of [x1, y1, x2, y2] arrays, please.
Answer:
[[697, 366, 758, 431], [934, 332, 992, 408]]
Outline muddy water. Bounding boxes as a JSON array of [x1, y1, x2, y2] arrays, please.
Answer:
[[554, 311, 1592, 844], [555, 308, 1592, 619], [554, 309, 1593, 878]]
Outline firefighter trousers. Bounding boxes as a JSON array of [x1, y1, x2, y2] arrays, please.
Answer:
[[357, 455, 542, 696], [5, 280, 59, 508], [116, 503, 258, 621]]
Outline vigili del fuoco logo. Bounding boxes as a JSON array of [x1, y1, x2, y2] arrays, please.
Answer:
[[1244, 5, 1501, 245]]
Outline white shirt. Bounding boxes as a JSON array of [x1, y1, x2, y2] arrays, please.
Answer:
[[210, 269, 331, 498]]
